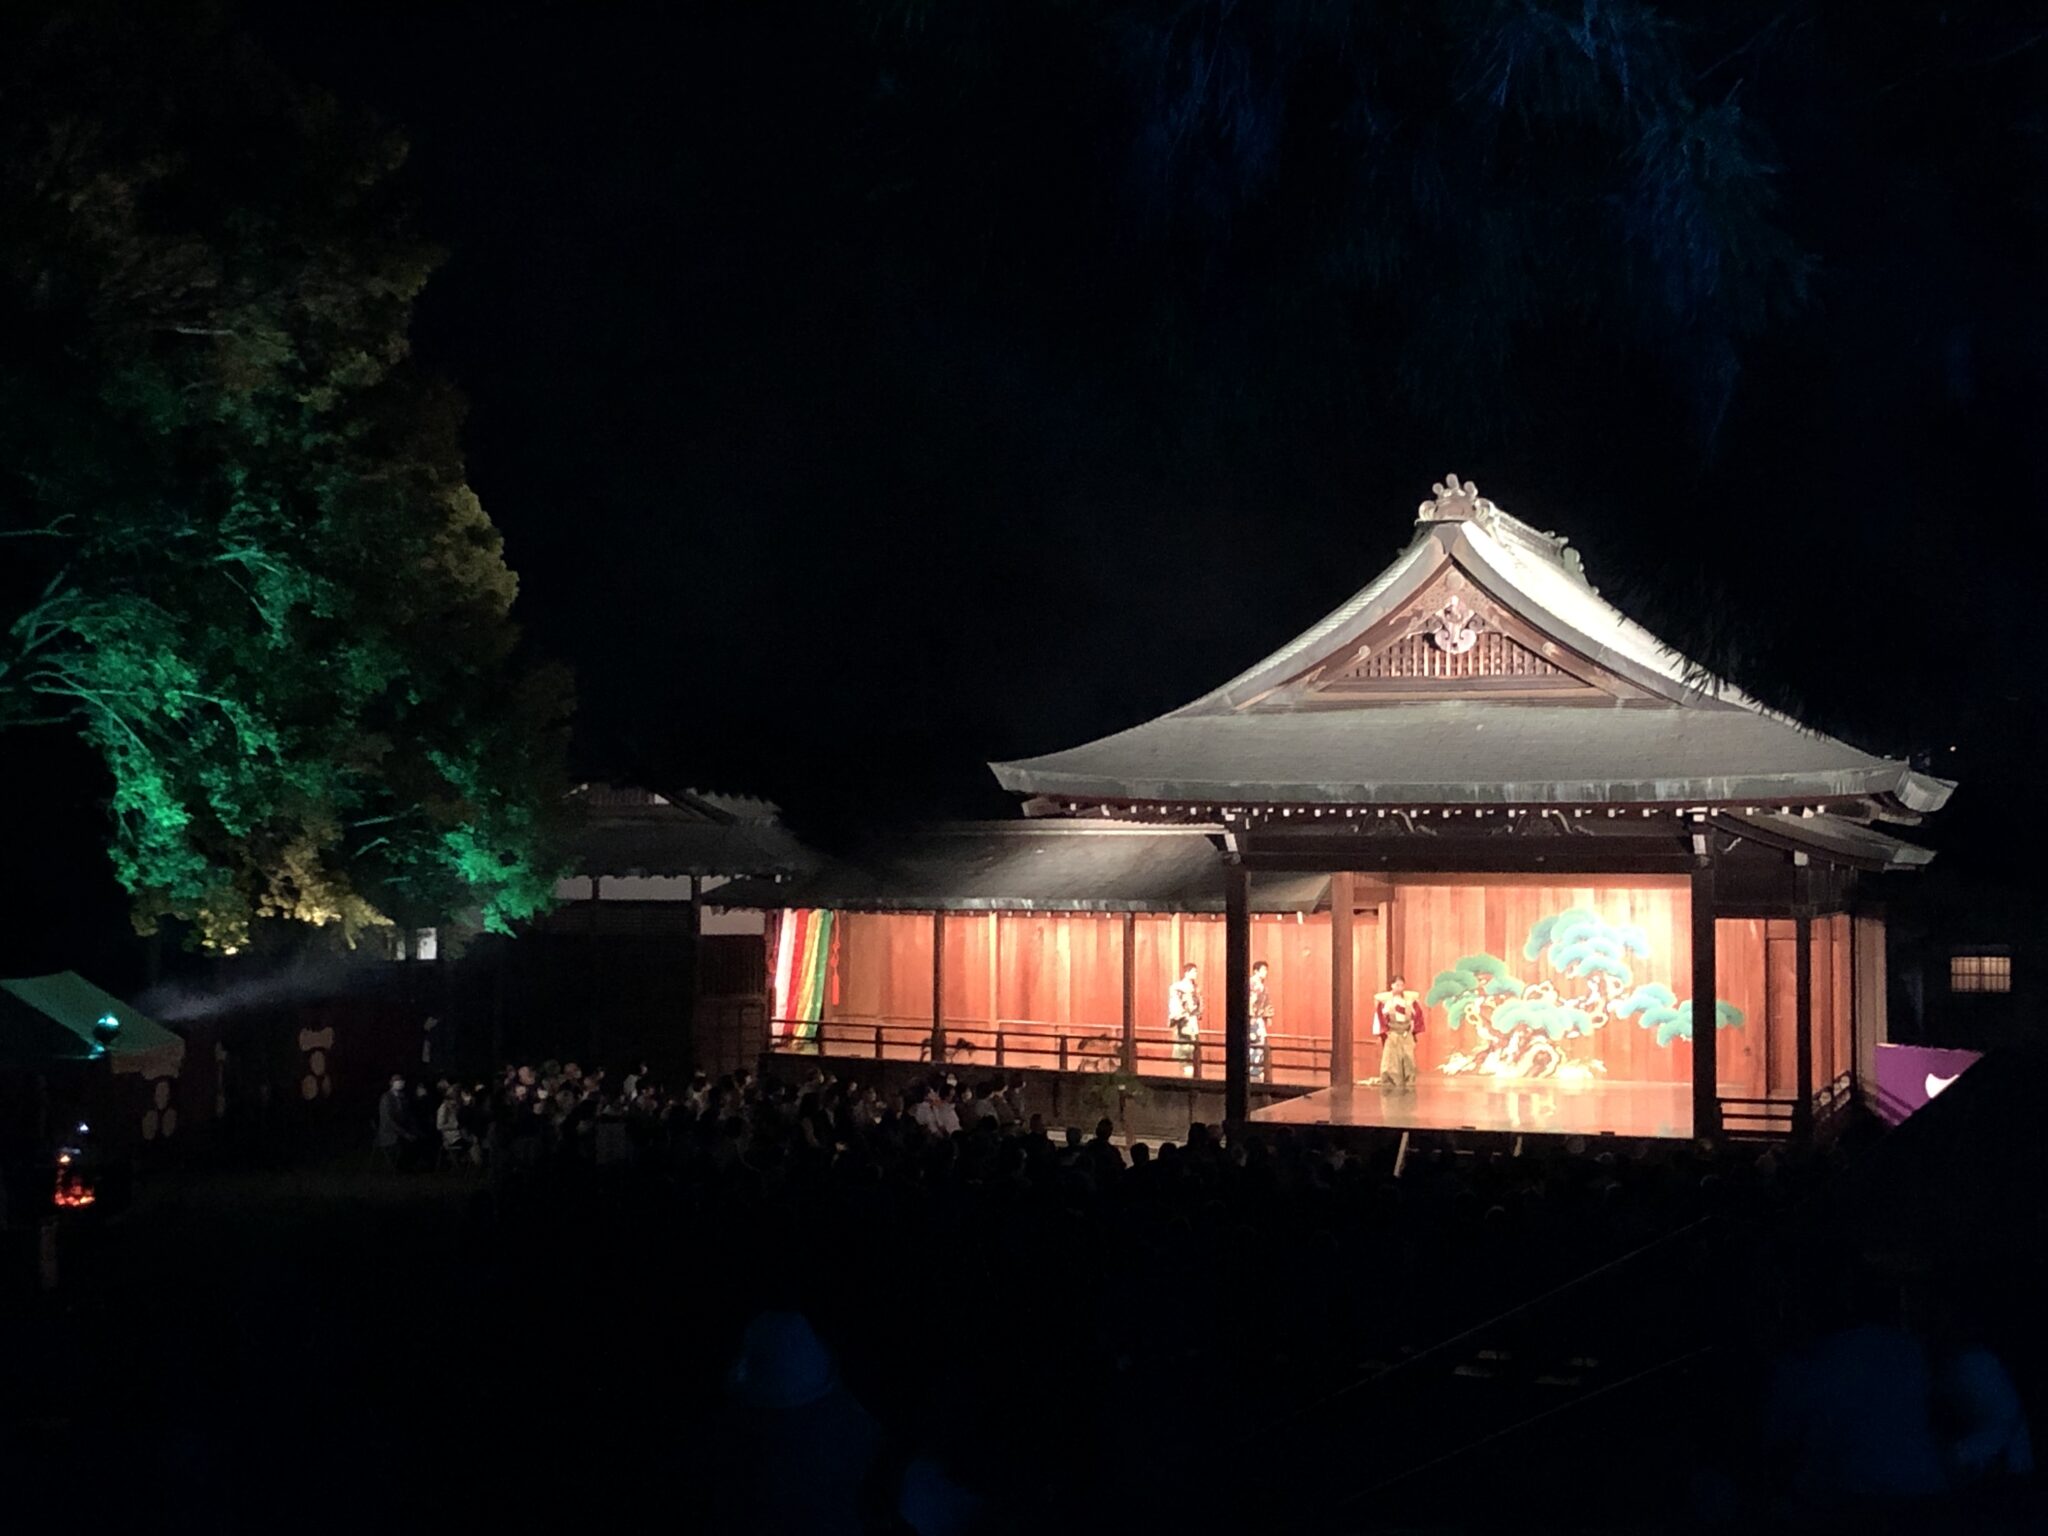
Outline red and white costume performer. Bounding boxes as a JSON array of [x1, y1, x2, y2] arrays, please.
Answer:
[[1372, 986, 1425, 1090]]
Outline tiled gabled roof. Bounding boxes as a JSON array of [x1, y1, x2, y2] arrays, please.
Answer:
[[992, 477, 1953, 821]]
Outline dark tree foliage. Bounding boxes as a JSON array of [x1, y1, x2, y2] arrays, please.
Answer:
[[852, 0, 1806, 444], [0, 4, 571, 949]]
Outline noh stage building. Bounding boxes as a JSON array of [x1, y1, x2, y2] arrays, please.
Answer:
[[723, 477, 1950, 1142]]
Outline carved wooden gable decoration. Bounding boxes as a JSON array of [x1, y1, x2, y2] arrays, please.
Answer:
[[1258, 565, 1653, 707]]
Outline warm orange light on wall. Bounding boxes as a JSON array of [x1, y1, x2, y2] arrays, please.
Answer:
[[53, 1154, 96, 1209]]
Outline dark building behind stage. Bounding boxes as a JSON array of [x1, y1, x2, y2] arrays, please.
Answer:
[[1886, 871, 2039, 1056], [483, 784, 804, 1077]]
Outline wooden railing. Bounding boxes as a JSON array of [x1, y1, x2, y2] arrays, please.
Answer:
[[1719, 1095, 1798, 1138], [1723, 1070, 1854, 1135], [770, 1016, 1124, 1072], [1130, 1025, 1331, 1087], [933, 1018, 1122, 1073], [770, 1014, 1333, 1087], [1813, 1070, 1856, 1126], [770, 1015, 939, 1063]]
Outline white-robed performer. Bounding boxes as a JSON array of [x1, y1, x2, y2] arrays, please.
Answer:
[[1167, 962, 1202, 1077]]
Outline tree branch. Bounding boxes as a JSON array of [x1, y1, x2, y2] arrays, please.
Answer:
[[0, 516, 74, 538]]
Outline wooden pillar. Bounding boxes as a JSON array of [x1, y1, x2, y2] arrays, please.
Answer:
[[1847, 909, 1861, 1093], [1225, 861, 1251, 1125], [589, 875, 604, 1069], [985, 911, 1000, 1047], [1120, 911, 1137, 1075], [687, 875, 703, 1069], [1167, 911, 1184, 1075], [1385, 884, 1402, 997], [1331, 870, 1356, 1088], [1690, 855, 1720, 1139], [931, 911, 947, 1066], [1851, 907, 1884, 1101], [1794, 865, 1816, 1139]]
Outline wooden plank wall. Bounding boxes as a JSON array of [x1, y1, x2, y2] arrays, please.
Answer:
[[1003, 914, 1123, 1029], [823, 912, 934, 1027], [1716, 917, 1800, 1102], [1250, 914, 1334, 1038], [941, 914, 988, 1036], [1387, 878, 1778, 1095], [1810, 916, 1834, 1090], [1765, 921, 1800, 1096], [810, 891, 1807, 1101], [822, 910, 1358, 1078], [1808, 912, 1853, 1091], [1134, 913, 1219, 1041], [1391, 878, 1689, 1082], [1129, 912, 1369, 1034]]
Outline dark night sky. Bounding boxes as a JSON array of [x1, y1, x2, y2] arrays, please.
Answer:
[[241, 4, 2048, 839], [12, 1, 2048, 978]]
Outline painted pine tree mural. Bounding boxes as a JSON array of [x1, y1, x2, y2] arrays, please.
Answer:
[[1425, 907, 1743, 1079]]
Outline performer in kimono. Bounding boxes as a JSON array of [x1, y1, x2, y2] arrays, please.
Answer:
[[1248, 960, 1274, 1082], [1167, 962, 1202, 1077], [1372, 975, 1425, 1091]]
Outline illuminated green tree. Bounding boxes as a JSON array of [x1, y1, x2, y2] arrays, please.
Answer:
[[0, 5, 570, 949]]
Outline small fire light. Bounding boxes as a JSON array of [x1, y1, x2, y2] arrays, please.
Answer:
[[53, 1152, 96, 1209], [53, 1114, 96, 1209]]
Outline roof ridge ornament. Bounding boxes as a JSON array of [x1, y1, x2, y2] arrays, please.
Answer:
[[1418, 475, 1599, 593], [1417, 473, 1500, 529]]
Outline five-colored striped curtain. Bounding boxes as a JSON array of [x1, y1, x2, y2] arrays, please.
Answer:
[[771, 909, 836, 1039]]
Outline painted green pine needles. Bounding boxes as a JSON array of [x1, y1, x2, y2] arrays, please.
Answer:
[[1425, 909, 1746, 1049]]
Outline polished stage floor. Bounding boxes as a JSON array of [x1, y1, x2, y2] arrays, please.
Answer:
[[1249, 1075, 1695, 1139]]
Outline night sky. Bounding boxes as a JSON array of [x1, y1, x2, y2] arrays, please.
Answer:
[[12, 2, 2048, 975]]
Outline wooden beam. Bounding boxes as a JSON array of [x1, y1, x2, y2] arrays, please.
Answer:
[[1794, 868, 1815, 1139], [1690, 856, 1720, 1140], [1241, 851, 1697, 875], [1331, 870, 1356, 1087], [1350, 875, 1397, 907], [931, 911, 947, 1067], [1120, 911, 1137, 1075], [1225, 860, 1251, 1125]]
